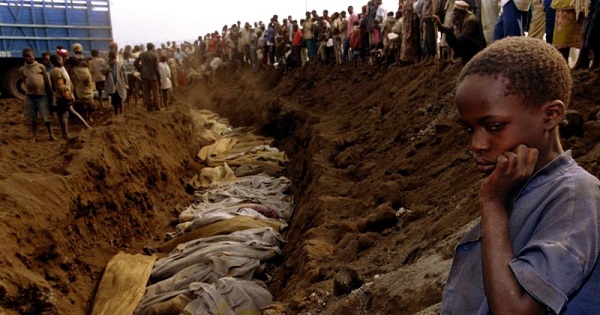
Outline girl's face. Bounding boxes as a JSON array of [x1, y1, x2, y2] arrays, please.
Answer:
[[456, 75, 559, 175]]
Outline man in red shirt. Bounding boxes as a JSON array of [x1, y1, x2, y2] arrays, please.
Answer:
[[291, 23, 304, 68]]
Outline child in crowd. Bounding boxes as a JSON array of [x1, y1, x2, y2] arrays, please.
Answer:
[[442, 36, 600, 314], [369, 19, 382, 51], [249, 28, 259, 71], [158, 55, 172, 108], [69, 57, 95, 123], [49, 54, 75, 139], [20, 48, 55, 142], [40, 51, 53, 71], [369, 20, 383, 65]]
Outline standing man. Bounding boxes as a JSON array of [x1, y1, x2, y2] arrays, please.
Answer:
[[108, 41, 123, 64], [198, 35, 206, 63], [241, 23, 252, 65], [103, 51, 128, 117], [339, 11, 349, 62], [20, 48, 55, 141], [134, 43, 161, 111], [89, 49, 106, 108], [344, 6, 359, 62], [265, 18, 277, 65], [375, 0, 388, 23], [292, 23, 304, 68], [303, 12, 316, 60]]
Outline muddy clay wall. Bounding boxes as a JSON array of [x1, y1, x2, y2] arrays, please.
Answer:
[[180, 63, 600, 314], [0, 104, 203, 314]]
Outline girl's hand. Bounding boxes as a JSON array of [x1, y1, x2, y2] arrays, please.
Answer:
[[480, 144, 539, 206]]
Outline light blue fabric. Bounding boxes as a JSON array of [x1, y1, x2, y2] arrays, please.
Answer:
[[441, 151, 600, 314]]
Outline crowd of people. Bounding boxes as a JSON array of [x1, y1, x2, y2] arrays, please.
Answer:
[[18, 0, 600, 142], [19, 41, 180, 142], [171, 0, 599, 70]]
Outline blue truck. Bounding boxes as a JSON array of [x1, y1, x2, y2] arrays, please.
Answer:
[[0, 0, 113, 99]]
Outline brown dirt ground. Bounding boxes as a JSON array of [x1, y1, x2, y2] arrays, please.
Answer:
[[1, 63, 600, 314]]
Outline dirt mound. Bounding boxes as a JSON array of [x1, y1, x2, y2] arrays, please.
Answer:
[[0, 101, 202, 314], [0, 61, 599, 314]]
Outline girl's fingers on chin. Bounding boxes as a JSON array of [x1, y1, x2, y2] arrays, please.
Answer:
[[528, 148, 539, 161], [496, 154, 508, 163]]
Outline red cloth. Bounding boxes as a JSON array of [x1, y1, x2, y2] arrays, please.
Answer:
[[292, 29, 303, 46], [208, 38, 218, 54], [350, 31, 362, 50]]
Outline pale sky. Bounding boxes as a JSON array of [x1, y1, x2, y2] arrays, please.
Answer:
[[110, 0, 396, 46]]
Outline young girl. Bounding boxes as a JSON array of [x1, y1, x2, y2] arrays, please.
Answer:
[[442, 36, 600, 315]]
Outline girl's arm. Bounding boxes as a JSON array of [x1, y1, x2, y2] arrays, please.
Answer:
[[480, 145, 545, 315]]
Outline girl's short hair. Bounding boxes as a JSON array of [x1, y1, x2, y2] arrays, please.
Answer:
[[458, 37, 572, 108]]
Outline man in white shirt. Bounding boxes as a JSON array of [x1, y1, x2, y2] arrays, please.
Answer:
[[375, 0, 388, 23]]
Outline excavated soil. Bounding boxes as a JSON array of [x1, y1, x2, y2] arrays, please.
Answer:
[[0, 101, 203, 314], [1, 63, 600, 314]]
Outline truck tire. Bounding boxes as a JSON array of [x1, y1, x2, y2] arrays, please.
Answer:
[[2, 68, 26, 100]]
